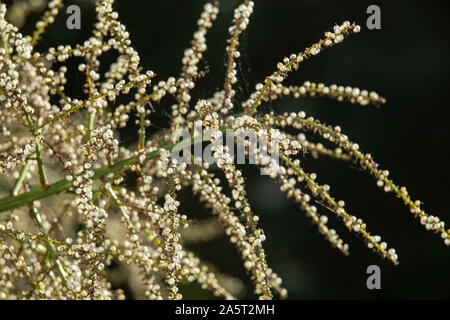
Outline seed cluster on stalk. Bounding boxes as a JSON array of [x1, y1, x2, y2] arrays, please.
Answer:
[[0, 0, 448, 300]]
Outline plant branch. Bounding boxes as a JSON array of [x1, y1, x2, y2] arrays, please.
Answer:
[[0, 128, 222, 213]]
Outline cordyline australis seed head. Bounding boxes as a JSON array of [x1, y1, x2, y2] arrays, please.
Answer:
[[0, 0, 448, 300]]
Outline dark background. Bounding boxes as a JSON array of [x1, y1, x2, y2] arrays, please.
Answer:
[[10, 0, 450, 299]]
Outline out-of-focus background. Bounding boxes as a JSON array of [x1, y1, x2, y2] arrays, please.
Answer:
[[5, 0, 450, 299]]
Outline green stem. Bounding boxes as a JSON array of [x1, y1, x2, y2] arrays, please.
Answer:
[[12, 160, 31, 196], [139, 113, 146, 150]]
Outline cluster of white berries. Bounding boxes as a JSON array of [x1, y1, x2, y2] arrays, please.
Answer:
[[276, 163, 350, 255], [196, 103, 281, 299], [188, 167, 285, 299], [0, 139, 35, 172], [182, 3, 218, 79], [66, 265, 82, 292], [262, 111, 450, 252], [0, 0, 448, 301], [296, 133, 351, 161], [278, 150, 397, 262], [180, 250, 237, 300]]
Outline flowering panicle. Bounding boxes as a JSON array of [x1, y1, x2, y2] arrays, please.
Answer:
[[259, 112, 449, 248], [186, 167, 287, 299], [244, 21, 361, 115], [31, 0, 63, 46], [222, 1, 254, 114], [173, 3, 219, 123], [0, 0, 448, 300]]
